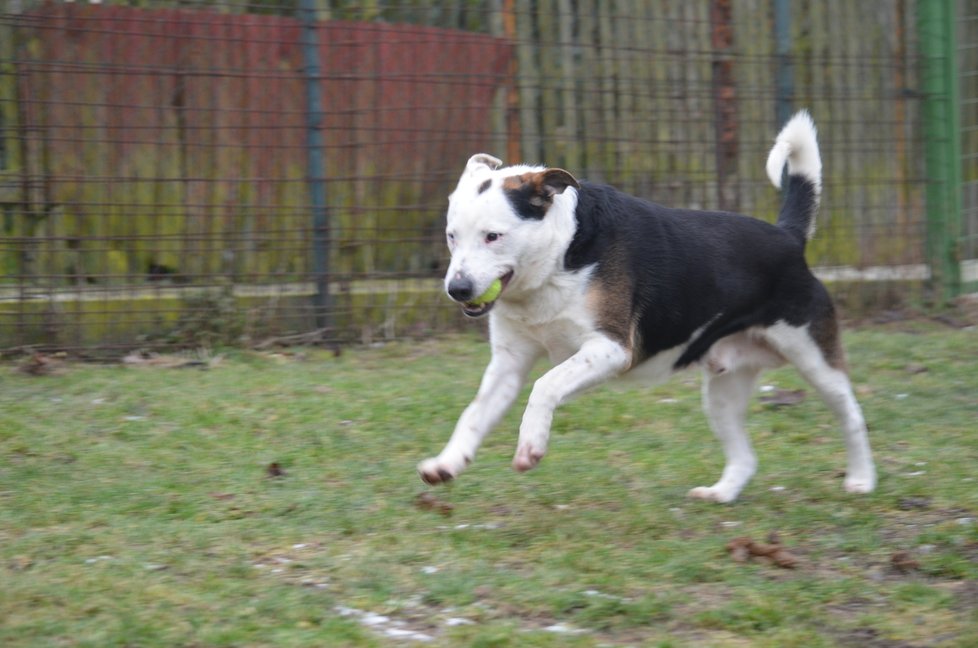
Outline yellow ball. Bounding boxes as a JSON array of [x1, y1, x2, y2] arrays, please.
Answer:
[[471, 278, 503, 305]]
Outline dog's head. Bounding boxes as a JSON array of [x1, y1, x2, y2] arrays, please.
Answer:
[[444, 154, 580, 317]]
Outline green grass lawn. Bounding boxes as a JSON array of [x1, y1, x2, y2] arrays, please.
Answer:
[[1, 320, 976, 647]]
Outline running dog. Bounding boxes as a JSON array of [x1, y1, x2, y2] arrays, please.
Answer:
[[418, 111, 876, 503]]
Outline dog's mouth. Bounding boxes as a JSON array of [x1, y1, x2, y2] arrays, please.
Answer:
[[461, 271, 514, 318]]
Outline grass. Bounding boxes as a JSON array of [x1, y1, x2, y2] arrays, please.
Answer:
[[1, 319, 976, 647]]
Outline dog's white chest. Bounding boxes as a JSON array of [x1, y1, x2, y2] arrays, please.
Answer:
[[532, 319, 593, 365], [495, 297, 598, 365]]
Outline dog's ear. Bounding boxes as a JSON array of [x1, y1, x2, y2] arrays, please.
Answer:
[[534, 168, 580, 199], [464, 154, 502, 177], [525, 168, 580, 209], [504, 168, 581, 219]]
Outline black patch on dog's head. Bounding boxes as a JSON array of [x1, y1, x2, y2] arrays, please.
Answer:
[[503, 169, 579, 220]]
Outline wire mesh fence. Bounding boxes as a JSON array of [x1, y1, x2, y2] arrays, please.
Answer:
[[962, 0, 978, 261], [0, 0, 974, 354]]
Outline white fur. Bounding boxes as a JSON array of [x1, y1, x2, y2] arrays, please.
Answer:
[[762, 321, 876, 494], [689, 364, 763, 503], [687, 323, 876, 502], [766, 110, 822, 192], [422, 155, 604, 480], [765, 111, 822, 240], [445, 158, 579, 304], [420, 147, 875, 502]]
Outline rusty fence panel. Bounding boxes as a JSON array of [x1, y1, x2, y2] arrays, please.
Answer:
[[0, 0, 964, 354]]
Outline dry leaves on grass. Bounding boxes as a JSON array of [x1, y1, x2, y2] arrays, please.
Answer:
[[889, 551, 921, 574], [122, 350, 223, 369], [16, 353, 67, 376], [414, 492, 454, 517], [726, 533, 800, 569]]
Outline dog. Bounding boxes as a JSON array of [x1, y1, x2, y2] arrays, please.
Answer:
[[418, 111, 876, 503]]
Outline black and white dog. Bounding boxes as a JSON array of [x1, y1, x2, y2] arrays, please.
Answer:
[[418, 111, 876, 503]]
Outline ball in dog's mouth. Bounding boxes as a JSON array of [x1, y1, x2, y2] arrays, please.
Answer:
[[461, 271, 514, 318]]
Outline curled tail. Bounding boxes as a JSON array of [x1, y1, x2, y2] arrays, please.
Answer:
[[765, 110, 822, 246]]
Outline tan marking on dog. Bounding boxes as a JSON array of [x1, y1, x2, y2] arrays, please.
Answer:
[[503, 169, 580, 202], [501, 173, 534, 191], [810, 311, 848, 372], [585, 272, 640, 365]]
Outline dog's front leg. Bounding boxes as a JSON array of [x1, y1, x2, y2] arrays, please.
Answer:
[[514, 336, 630, 472], [418, 343, 538, 485]]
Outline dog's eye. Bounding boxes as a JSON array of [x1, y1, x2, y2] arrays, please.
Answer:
[[485, 232, 501, 243]]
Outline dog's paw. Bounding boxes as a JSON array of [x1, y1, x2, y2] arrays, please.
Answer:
[[512, 445, 544, 473], [843, 474, 876, 494], [417, 458, 457, 485], [843, 461, 876, 494], [687, 485, 738, 504]]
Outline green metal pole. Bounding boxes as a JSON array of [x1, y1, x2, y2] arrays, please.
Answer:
[[942, 0, 962, 297], [774, 0, 793, 130], [917, 0, 962, 302], [299, 0, 331, 332]]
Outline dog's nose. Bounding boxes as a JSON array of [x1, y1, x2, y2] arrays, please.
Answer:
[[447, 275, 475, 302]]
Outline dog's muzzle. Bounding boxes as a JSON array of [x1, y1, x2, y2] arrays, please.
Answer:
[[447, 271, 513, 318], [447, 274, 475, 303]]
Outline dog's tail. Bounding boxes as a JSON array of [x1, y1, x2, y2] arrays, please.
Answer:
[[765, 110, 822, 246]]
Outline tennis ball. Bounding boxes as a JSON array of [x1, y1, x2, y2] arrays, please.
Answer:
[[470, 278, 503, 305]]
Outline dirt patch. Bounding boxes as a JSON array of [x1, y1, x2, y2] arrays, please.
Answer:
[[834, 626, 927, 648], [846, 298, 978, 331], [952, 293, 978, 325], [951, 579, 978, 612]]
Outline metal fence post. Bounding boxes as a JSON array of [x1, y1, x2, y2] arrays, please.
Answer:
[[917, 0, 962, 302], [774, 0, 793, 129], [298, 0, 331, 331], [710, 0, 739, 212]]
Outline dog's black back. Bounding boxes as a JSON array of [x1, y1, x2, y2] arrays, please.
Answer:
[[564, 178, 832, 368]]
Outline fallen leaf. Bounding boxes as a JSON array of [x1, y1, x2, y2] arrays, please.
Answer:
[[745, 540, 781, 557], [725, 535, 800, 569], [17, 353, 65, 376], [266, 462, 286, 478], [726, 537, 752, 563], [415, 492, 454, 516], [905, 363, 928, 375], [890, 551, 920, 573], [771, 550, 800, 569]]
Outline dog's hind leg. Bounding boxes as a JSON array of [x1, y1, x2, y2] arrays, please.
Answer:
[[764, 321, 876, 495], [418, 340, 539, 485], [689, 364, 762, 503], [513, 335, 631, 472]]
